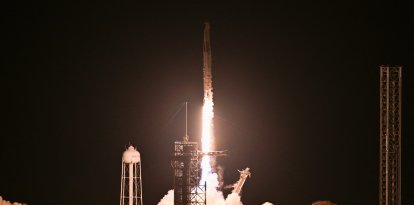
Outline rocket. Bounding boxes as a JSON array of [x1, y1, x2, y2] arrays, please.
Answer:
[[203, 22, 213, 100]]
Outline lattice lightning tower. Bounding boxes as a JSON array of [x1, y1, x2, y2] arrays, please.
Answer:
[[379, 66, 402, 205]]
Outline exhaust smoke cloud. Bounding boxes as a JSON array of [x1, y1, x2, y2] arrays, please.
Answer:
[[0, 196, 25, 205], [157, 174, 274, 205]]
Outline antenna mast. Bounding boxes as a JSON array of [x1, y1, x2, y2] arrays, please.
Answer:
[[184, 102, 189, 142]]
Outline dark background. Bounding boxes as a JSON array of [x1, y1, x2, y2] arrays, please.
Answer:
[[2, 1, 413, 205]]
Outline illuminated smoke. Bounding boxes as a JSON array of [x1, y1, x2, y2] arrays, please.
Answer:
[[205, 174, 225, 205], [205, 173, 274, 205], [200, 91, 215, 182], [157, 190, 174, 205], [0, 196, 26, 205], [157, 174, 274, 205], [225, 193, 242, 205], [201, 98, 214, 152]]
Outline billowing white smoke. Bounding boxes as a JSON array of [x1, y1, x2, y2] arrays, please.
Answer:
[[224, 193, 242, 205], [205, 173, 225, 205], [0, 196, 26, 205], [157, 174, 274, 205], [157, 190, 174, 205]]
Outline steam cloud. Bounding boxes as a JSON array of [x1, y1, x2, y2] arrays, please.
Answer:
[[157, 190, 174, 205], [157, 174, 274, 205], [0, 196, 26, 205]]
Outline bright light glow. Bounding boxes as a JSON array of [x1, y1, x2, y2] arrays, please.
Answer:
[[202, 98, 214, 151], [201, 96, 214, 183]]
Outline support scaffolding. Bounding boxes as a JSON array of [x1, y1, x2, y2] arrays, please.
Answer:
[[172, 141, 206, 205]]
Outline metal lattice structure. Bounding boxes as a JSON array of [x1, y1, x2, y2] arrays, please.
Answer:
[[379, 66, 402, 205], [172, 141, 206, 205]]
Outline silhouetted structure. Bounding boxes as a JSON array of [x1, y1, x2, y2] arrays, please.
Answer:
[[379, 66, 402, 205], [172, 140, 206, 205], [171, 102, 206, 205]]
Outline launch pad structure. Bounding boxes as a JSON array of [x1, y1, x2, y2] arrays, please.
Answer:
[[379, 66, 402, 205], [171, 141, 227, 205], [171, 102, 227, 205], [172, 140, 206, 205]]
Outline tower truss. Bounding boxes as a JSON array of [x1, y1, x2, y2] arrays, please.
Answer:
[[379, 66, 402, 205], [172, 141, 206, 205]]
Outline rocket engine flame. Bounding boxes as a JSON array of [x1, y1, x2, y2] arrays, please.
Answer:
[[202, 98, 214, 152], [201, 97, 214, 183]]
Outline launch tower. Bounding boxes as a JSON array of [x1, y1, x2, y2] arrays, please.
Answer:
[[379, 66, 402, 205], [172, 102, 206, 205], [172, 141, 206, 205]]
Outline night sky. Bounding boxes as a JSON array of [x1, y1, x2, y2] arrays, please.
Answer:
[[3, 1, 413, 205]]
